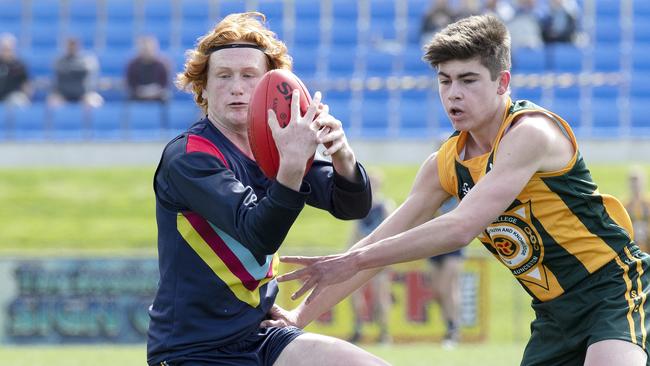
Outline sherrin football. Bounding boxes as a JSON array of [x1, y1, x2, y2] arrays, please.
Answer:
[[247, 69, 314, 179]]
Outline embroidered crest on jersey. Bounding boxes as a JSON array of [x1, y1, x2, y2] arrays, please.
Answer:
[[479, 200, 551, 290]]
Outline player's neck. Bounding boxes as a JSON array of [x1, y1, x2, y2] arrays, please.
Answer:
[[466, 99, 508, 154], [208, 116, 254, 159]]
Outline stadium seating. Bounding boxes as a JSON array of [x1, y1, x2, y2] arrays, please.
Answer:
[[50, 104, 87, 140], [13, 103, 48, 141], [1, 0, 648, 141]]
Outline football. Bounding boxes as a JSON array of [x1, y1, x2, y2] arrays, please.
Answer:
[[247, 69, 314, 179]]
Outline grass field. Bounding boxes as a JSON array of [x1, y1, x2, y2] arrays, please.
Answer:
[[0, 163, 648, 365]]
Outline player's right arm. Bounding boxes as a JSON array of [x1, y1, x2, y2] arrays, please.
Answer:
[[155, 135, 310, 259], [267, 152, 450, 328]]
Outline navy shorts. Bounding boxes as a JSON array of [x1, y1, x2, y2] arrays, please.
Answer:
[[155, 326, 304, 366], [428, 249, 464, 264]]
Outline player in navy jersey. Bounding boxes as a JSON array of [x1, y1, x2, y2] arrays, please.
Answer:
[[147, 12, 388, 366]]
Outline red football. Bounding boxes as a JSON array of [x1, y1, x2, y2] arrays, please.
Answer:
[[247, 69, 314, 179]]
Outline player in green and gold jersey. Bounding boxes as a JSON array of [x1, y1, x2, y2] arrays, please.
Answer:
[[267, 14, 650, 366]]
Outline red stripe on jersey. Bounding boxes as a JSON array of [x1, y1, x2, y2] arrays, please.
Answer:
[[183, 211, 260, 291], [186, 134, 230, 168]]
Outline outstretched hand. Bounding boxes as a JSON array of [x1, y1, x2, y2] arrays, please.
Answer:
[[276, 252, 359, 304]]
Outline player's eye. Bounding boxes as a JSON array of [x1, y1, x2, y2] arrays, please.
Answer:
[[463, 79, 476, 84], [217, 73, 230, 79], [439, 79, 450, 85]]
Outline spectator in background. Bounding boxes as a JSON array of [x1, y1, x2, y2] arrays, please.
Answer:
[[48, 38, 103, 108], [420, 0, 456, 46], [126, 36, 170, 103], [540, 0, 578, 44], [507, 0, 543, 49], [427, 197, 463, 348], [0, 33, 30, 106], [348, 172, 394, 344], [483, 0, 515, 23], [626, 167, 650, 253]]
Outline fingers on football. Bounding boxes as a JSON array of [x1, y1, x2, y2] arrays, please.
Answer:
[[318, 128, 343, 145], [267, 109, 281, 133], [303, 91, 321, 123], [290, 90, 301, 124]]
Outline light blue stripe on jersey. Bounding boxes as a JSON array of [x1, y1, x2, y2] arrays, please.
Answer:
[[210, 223, 274, 280]]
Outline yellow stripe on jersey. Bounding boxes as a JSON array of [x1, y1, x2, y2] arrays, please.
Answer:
[[177, 215, 278, 307], [526, 179, 618, 273], [614, 255, 638, 345], [625, 246, 647, 348]]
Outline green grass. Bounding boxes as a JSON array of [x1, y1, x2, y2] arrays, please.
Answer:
[[0, 342, 527, 366], [1, 163, 648, 364]]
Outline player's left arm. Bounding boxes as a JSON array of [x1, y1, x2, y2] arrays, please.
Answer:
[[280, 114, 572, 301]]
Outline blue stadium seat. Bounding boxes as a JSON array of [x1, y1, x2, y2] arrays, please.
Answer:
[[13, 103, 47, 140], [363, 89, 391, 101], [331, 19, 359, 46], [0, 0, 22, 22], [325, 46, 358, 77], [91, 103, 125, 140], [50, 104, 87, 140], [332, 0, 359, 20], [634, 20, 650, 44], [361, 100, 390, 137], [512, 48, 546, 73], [291, 45, 320, 78], [632, 43, 650, 71], [363, 49, 397, 77], [595, 1, 621, 19], [324, 88, 352, 102], [255, 0, 284, 28], [512, 87, 543, 102], [0, 104, 7, 140], [105, 20, 135, 50], [219, 0, 247, 18], [325, 99, 352, 129], [631, 74, 650, 97], [30, 22, 61, 51], [31, 0, 60, 23], [106, 0, 135, 22], [181, 0, 211, 24], [630, 98, 650, 134], [144, 0, 172, 22], [594, 17, 622, 45], [296, 1, 320, 19], [126, 102, 166, 140], [400, 46, 431, 75], [293, 20, 322, 46], [548, 44, 584, 73], [368, 18, 397, 43], [23, 49, 58, 77], [591, 85, 620, 99], [634, 0, 650, 21], [593, 44, 621, 72], [98, 49, 132, 77], [371, 0, 396, 19], [169, 102, 202, 132], [553, 85, 581, 99], [180, 21, 212, 49], [399, 99, 430, 136], [591, 98, 620, 136], [69, 0, 98, 23], [548, 99, 581, 128]]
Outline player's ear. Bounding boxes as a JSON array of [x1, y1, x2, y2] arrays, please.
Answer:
[[497, 70, 510, 95]]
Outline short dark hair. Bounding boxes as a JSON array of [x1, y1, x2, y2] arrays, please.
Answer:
[[423, 14, 511, 80]]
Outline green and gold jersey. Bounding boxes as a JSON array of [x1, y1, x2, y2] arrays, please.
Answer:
[[437, 99, 634, 302]]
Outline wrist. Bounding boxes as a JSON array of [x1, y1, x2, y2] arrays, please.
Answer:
[[331, 148, 357, 181]]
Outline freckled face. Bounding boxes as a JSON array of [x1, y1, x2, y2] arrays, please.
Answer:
[[204, 47, 269, 131]]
